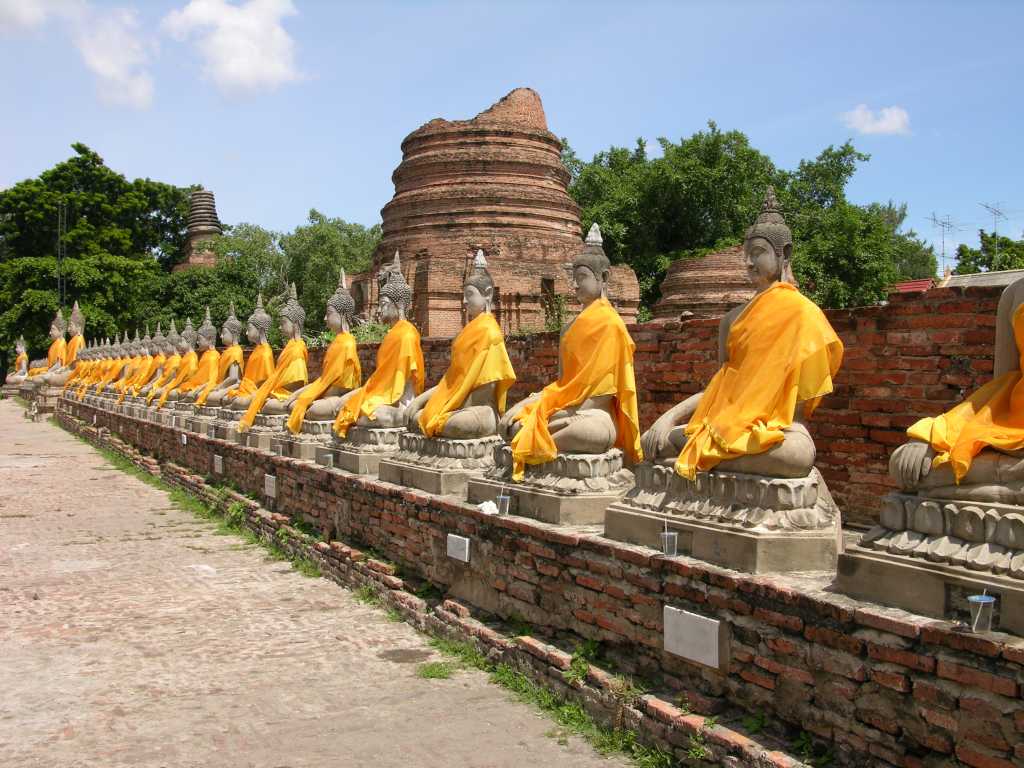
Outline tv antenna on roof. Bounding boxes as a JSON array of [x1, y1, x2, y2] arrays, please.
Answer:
[[979, 201, 1008, 263]]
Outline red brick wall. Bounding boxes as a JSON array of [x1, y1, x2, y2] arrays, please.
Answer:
[[305, 287, 1000, 527]]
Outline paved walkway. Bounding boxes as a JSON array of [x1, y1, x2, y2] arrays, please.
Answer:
[[0, 401, 627, 768]]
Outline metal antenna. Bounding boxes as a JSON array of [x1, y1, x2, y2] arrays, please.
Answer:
[[55, 199, 68, 306], [928, 212, 956, 274], [980, 202, 1007, 265]]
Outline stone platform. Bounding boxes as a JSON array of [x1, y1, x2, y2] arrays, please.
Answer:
[[271, 419, 334, 461], [315, 426, 402, 474], [604, 463, 840, 573], [243, 413, 288, 452], [379, 434, 502, 498], [838, 492, 1024, 633], [467, 447, 633, 525]]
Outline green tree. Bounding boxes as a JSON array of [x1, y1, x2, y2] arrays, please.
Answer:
[[954, 230, 1024, 274]]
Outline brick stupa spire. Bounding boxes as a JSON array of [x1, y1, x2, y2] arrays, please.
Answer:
[[174, 187, 223, 272]]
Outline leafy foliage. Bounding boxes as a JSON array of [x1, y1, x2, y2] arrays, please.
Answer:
[[954, 230, 1024, 274]]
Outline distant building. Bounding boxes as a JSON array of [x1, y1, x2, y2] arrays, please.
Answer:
[[652, 245, 754, 320], [938, 267, 1024, 289], [173, 188, 222, 272], [888, 277, 935, 294]]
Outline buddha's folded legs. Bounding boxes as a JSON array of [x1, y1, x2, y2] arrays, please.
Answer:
[[260, 398, 289, 415], [662, 422, 816, 479], [227, 395, 253, 411], [548, 407, 617, 454], [440, 405, 498, 440], [303, 395, 345, 422], [44, 370, 72, 387], [357, 404, 406, 429], [910, 449, 1024, 503], [204, 390, 228, 407]]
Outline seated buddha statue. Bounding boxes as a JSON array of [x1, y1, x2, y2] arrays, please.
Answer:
[[155, 319, 199, 408], [6, 337, 29, 386], [405, 251, 515, 440], [61, 337, 95, 393], [41, 301, 86, 388], [27, 308, 67, 385], [498, 224, 642, 481], [127, 325, 167, 398], [284, 269, 361, 432], [239, 284, 309, 430], [224, 294, 277, 411], [167, 307, 220, 405], [74, 338, 109, 400], [333, 253, 424, 438], [117, 326, 156, 404], [108, 330, 144, 396], [195, 304, 245, 408], [890, 275, 1024, 504], [143, 321, 182, 403], [641, 188, 843, 482]]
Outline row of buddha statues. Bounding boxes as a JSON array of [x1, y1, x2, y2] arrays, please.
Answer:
[[10, 188, 1023, 632]]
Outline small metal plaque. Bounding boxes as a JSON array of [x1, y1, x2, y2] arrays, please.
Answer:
[[664, 606, 727, 669], [208, 425, 216, 439], [446, 534, 471, 563], [213, 455, 224, 475], [264, 473, 276, 499], [180, 432, 187, 445]]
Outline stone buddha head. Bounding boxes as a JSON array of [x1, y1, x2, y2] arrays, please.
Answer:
[[49, 308, 67, 341], [247, 293, 272, 345], [15, 336, 26, 355], [165, 320, 180, 355], [378, 251, 412, 325], [325, 268, 355, 333], [179, 318, 197, 354], [572, 223, 611, 306], [464, 249, 494, 320], [221, 303, 243, 346], [743, 186, 795, 292], [152, 323, 166, 354], [279, 283, 305, 340], [69, 301, 85, 337], [140, 325, 152, 356], [196, 307, 217, 352], [130, 329, 142, 355]]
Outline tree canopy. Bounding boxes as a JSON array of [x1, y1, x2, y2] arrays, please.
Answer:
[[954, 230, 1024, 274]]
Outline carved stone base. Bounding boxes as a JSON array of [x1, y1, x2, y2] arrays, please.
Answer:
[[269, 421, 334, 461], [27, 385, 62, 415], [837, 493, 1024, 631], [243, 414, 288, 452], [604, 463, 839, 573], [1, 383, 19, 398], [315, 427, 403, 474], [379, 434, 502, 498]]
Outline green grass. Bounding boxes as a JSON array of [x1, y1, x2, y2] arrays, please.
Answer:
[[428, 637, 489, 671], [354, 584, 382, 606], [416, 661, 455, 679], [563, 639, 600, 685]]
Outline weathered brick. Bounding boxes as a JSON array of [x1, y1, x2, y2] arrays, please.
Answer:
[[936, 659, 1018, 698], [867, 642, 935, 673], [954, 744, 1017, 768], [753, 607, 803, 633]]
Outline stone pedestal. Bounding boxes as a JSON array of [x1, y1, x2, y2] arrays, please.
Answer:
[[466, 446, 633, 526], [167, 401, 194, 430], [2, 383, 20, 398], [604, 462, 840, 573], [185, 405, 221, 434], [243, 413, 288, 452], [379, 433, 502, 498], [837, 493, 1024, 633], [315, 426, 402, 474], [212, 408, 245, 443], [31, 385, 63, 415], [271, 419, 334, 461]]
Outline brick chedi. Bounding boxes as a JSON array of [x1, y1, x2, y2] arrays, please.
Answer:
[[653, 245, 753, 320], [351, 88, 639, 337], [174, 187, 223, 272]]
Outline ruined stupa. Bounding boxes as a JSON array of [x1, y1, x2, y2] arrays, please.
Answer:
[[174, 187, 223, 272], [653, 245, 754, 320], [351, 88, 640, 336]]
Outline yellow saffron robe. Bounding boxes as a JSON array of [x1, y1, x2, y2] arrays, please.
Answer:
[[419, 313, 516, 437], [117, 355, 153, 403], [65, 334, 84, 367], [286, 332, 361, 434], [240, 339, 308, 431], [333, 320, 424, 439], [129, 354, 166, 397], [62, 359, 88, 390], [14, 351, 28, 374], [227, 343, 275, 399], [146, 354, 181, 405], [195, 344, 243, 407], [907, 302, 1024, 483], [29, 337, 66, 376], [675, 282, 843, 480], [156, 350, 198, 409], [177, 348, 220, 397], [114, 356, 143, 394], [93, 357, 127, 394], [510, 297, 641, 481]]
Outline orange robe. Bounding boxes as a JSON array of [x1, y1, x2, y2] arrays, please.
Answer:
[[511, 298, 641, 481], [63, 359, 88, 390], [676, 282, 843, 480], [65, 334, 84, 367], [146, 354, 181, 405], [907, 302, 1024, 483], [156, 350, 198, 409], [419, 312, 515, 437], [286, 332, 360, 434], [114, 356, 143, 393], [195, 344, 243, 406], [130, 354, 166, 397], [93, 357, 127, 394], [240, 339, 308, 431], [177, 348, 221, 398], [118, 355, 153, 403], [227, 343, 275, 398], [333, 320, 424, 439], [29, 337, 66, 376]]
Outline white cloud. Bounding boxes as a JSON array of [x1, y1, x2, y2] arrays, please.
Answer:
[[162, 0, 302, 96], [840, 104, 911, 136], [74, 8, 155, 109], [0, 0, 154, 110]]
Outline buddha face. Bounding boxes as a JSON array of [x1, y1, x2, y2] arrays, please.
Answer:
[[572, 265, 604, 305], [246, 323, 261, 345], [280, 316, 295, 339], [379, 296, 400, 324], [744, 236, 783, 292], [220, 326, 234, 346], [178, 338, 191, 354], [463, 284, 491, 320], [49, 322, 61, 339], [325, 306, 343, 333], [197, 334, 213, 352]]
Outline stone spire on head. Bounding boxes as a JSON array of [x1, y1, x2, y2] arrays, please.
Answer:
[[465, 249, 494, 294], [223, 302, 243, 338], [197, 306, 218, 344], [70, 301, 85, 334], [280, 283, 306, 331], [248, 293, 273, 336], [573, 223, 611, 280], [153, 322, 166, 346], [166, 319, 180, 348], [53, 307, 67, 335], [327, 267, 356, 318], [380, 251, 413, 310], [181, 317, 197, 347]]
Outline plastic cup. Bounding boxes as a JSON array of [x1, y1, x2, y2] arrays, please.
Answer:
[[660, 531, 679, 557], [968, 594, 995, 633], [496, 494, 511, 516]]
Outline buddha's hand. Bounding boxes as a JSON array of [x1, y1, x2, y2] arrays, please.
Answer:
[[641, 410, 679, 461], [284, 391, 299, 408], [889, 440, 934, 490]]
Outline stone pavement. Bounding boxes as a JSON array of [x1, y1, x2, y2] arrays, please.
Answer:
[[0, 401, 628, 768]]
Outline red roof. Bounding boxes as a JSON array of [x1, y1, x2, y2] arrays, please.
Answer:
[[889, 278, 934, 293]]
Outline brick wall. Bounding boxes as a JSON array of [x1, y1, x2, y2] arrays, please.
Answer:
[[305, 286, 1000, 528], [61, 401, 1024, 768]]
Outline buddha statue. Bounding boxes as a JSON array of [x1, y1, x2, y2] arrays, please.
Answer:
[[109, 330, 143, 396], [6, 337, 29, 386], [128, 324, 167, 398], [117, 326, 155, 404], [27, 308, 67, 383], [605, 189, 844, 571], [196, 304, 245, 408], [332, 252, 424, 437], [224, 294, 276, 411], [239, 284, 308, 431], [61, 337, 95, 394], [284, 268, 361, 432], [144, 321, 182, 403], [497, 224, 641, 480], [155, 318, 199, 409], [95, 332, 132, 396], [41, 301, 85, 387], [171, 307, 221, 405]]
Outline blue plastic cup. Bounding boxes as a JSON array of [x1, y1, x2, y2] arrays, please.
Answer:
[[968, 594, 995, 633]]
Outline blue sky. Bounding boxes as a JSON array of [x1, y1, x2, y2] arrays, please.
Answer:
[[2, 0, 1023, 274]]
